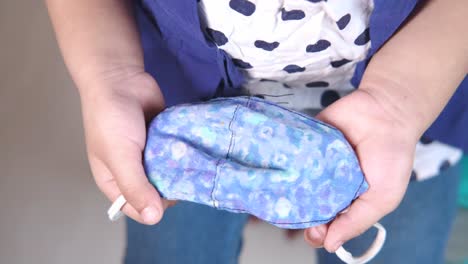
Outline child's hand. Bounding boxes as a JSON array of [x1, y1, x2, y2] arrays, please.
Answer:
[[302, 0, 468, 252], [304, 89, 418, 252], [45, 0, 173, 225], [80, 71, 172, 225]]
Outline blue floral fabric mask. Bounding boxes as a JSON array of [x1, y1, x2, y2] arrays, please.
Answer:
[[142, 96, 368, 229]]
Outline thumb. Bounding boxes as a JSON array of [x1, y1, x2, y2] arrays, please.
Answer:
[[304, 224, 328, 248], [323, 193, 392, 253], [107, 139, 163, 225]]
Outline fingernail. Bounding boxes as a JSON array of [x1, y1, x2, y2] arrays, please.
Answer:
[[307, 228, 325, 248], [141, 206, 159, 224], [309, 228, 324, 240]]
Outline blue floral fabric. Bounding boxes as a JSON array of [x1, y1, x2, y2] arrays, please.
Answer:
[[144, 96, 368, 229]]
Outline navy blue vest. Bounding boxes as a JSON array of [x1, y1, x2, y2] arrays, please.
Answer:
[[134, 0, 468, 151]]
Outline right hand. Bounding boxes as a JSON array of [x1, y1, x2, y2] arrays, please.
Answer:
[[80, 68, 173, 225], [304, 89, 417, 252]]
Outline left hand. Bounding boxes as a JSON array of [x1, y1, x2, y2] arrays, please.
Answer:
[[303, 89, 419, 252]]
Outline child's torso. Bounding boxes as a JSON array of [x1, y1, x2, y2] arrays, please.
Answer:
[[198, 0, 462, 181]]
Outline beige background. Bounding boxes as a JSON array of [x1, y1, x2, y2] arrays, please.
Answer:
[[0, 1, 466, 264]]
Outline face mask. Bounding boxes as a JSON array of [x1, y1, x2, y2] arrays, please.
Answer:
[[107, 96, 386, 264]]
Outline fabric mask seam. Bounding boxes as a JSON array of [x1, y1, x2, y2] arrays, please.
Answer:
[[210, 102, 242, 208], [216, 176, 366, 226]]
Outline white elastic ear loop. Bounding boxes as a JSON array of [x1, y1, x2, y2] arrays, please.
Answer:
[[107, 195, 127, 221], [335, 223, 386, 264]]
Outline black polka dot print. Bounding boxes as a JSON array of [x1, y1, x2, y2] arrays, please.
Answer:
[[320, 90, 340, 107], [283, 65, 306, 73], [206, 28, 228, 46], [420, 136, 434, 145], [306, 39, 331, 53], [283, 83, 291, 88], [336, 14, 351, 30], [331, 59, 351, 68], [229, 0, 256, 16], [254, 40, 280, 51], [306, 81, 329, 88], [410, 170, 418, 181], [354, 28, 370, 46], [281, 8, 306, 21], [439, 160, 451, 172], [232, 58, 253, 69], [260, 78, 277, 82]]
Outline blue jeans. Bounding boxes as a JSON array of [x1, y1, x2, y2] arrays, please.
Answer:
[[125, 164, 460, 264]]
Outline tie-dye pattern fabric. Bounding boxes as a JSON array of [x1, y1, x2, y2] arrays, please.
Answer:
[[144, 96, 368, 229]]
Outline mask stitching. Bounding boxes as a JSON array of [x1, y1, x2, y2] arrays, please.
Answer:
[[215, 176, 365, 226], [210, 102, 243, 208]]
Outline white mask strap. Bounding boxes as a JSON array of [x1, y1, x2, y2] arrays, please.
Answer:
[[107, 195, 127, 221], [335, 222, 386, 264]]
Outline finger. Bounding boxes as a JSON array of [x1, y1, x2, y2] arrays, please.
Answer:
[[90, 156, 144, 222], [285, 229, 303, 240], [304, 224, 328, 248], [323, 193, 393, 253], [163, 200, 177, 209], [249, 216, 261, 223], [92, 155, 175, 220], [105, 140, 164, 225]]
